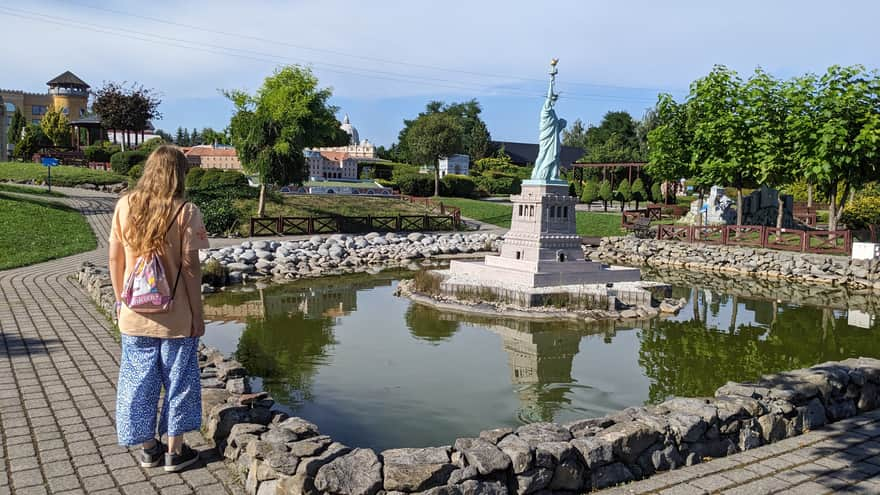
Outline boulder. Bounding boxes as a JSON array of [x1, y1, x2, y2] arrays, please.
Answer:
[[511, 467, 552, 495], [278, 417, 320, 439], [297, 442, 352, 477], [315, 448, 383, 495], [478, 428, 513, 445], [595, 420, 660, 463], [288, 435, 333, 458], [515, 422, 572, 447], [496, 434, 532, 474], [570, 436, 613, 469], [458, 480, 507, 495], [589, 462, 634, 491], [452, 438, 511, 475], [382, 447, 455, 492]]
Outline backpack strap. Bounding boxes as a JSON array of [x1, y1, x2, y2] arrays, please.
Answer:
[[168, 202, 189, 299]]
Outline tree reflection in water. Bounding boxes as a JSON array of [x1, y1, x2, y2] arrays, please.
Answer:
[[639, 287, 880, 404]]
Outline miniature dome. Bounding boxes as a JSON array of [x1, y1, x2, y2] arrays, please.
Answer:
[[340, 114, 359, 145]]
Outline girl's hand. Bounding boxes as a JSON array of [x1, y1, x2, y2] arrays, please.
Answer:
[[191, 319, 205, 338]]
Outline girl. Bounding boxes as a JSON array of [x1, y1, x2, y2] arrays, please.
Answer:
[[109, 145, 210, 472]]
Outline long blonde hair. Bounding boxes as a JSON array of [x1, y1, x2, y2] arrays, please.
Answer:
[[124, 145, 189, 255]]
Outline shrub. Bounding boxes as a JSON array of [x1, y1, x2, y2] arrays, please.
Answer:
[[581, 180, 599, 206], [475, 175, 521, 195], [185, 167, 206, 189], [83, 141, 121, 163], [138, 137, 166, 154], [375, 179, 398, 190], [196, 196, 240, 234], [440, 174, 476, 198], [110, 150, 148, 175], [631, 178, 647, 203], [598, 180, 613, 203], [841, 196, 880, 230], [128, 164, 143, 180], [202, 259, 229, 286], [397, 174, 434, 196], [615, 180, 632, 205], [651, 182, 663, 203]]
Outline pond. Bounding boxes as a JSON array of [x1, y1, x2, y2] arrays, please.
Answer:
[[202, 269, 880, 452]]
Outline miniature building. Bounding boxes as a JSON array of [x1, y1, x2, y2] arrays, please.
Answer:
[[311, 114, 378, 160], [306, 150, 358, 180], [439, 154, 470, 177], [184, 145, 241, 170]]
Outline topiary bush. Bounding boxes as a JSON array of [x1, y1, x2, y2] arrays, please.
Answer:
[[440, 174, 476, 198], [110, 150, 148, 175], [397, 174, 434, 196], [83, 141, 121, 163], [196, 196, 240, 235], [128, 164, 143, 180], [581, 180, 598, 208], [841, 196, 880, 230]]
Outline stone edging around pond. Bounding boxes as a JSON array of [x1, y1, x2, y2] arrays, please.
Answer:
[[395, 279, 687, 323], [592, 236, 880, 292], [73, 262, 880, 495], [198, 232, 503, 291]]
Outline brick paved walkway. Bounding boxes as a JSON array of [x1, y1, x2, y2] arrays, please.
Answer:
[[598, 409, 880, 494], [0, 189, 241, 495]]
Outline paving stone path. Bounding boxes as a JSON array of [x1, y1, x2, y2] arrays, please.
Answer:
[[0, 189, 241, 495]]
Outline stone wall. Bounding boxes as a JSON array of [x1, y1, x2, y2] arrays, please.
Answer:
[[75, 262, 880, 495], [592, 237, 880, 292]]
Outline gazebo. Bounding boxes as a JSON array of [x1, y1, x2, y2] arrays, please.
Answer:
[[69, 115, 106, 148]]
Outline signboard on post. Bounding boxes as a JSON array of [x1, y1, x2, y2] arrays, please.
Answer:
[[41, 157, 59, 193]]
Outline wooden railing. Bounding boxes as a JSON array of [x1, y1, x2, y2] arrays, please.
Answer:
[[401, 196, 462, 226], [249, 213, 460, 237], [658, 224, 853, 255]]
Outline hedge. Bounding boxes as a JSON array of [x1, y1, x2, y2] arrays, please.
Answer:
[[110, 150, 148, 175], [841, 196, 880, 230], [397, 174, 434, 197], [441, 174, 476, 198]]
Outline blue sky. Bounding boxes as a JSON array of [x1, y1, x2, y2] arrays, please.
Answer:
[[3, 1, 879, 147]]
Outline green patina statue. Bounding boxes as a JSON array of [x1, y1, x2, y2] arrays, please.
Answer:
[[529, 58, 567, 184]]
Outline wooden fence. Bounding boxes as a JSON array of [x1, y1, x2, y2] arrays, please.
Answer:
[[657, 224, 854, 255], [622, 204, 687, 227], [249, 214, 459, 236]]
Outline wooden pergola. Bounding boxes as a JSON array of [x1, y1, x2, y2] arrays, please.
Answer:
[[69, 115, 106, 148]]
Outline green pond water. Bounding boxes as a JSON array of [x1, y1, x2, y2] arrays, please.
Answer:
[[202, 269, 880, 452]]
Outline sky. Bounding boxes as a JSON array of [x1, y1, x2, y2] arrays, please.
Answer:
[[3, 0, 879, 147]]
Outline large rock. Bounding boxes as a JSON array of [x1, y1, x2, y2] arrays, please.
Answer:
[[515, 422, 572, 447], [382, 447, 455, 492], [496, 434, 532, 474], [458, 480, 507, 495], [452, 438, 511, 475], [571, 436, 613, 469], [297, 442, 352, 477], [314, 448, 383, 495], [289, 436, 333, 457], [595, 420, 660, 463], [206, 403, 250, 447], [512, 467, 552, 495], [589, 462, 634, 490], [278, 417, 320, 439]]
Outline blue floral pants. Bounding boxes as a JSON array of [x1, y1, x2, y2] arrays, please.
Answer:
[[116, 335, 202, 446]]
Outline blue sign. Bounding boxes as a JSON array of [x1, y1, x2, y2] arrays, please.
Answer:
[[41, 157, 59, 167]]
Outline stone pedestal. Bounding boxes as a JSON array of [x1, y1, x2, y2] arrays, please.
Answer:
[[448, 182, 640, 289]]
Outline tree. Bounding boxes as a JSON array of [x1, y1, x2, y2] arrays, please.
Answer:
[[182, 128, 191, 146], [787, 66, 880, 231], [7, 107, 24, 148], [226, 66, 343, 216], [651, 182, 663, 203], [689, 66, 759, 225], [155, 129, 174, 142], [191, 128, 201, 146], [631, 177, 647, 210], [175, 127, 186, 145], [395, 99, 488, 162], [598, 179, 613, 212], [13, 125, 47, 160], [615, 179, 632, 212], [581, 179, 598, 210], [646, 94, 693, 204], [581, 111, 642, 163], [562, 118, 588, 150], [201, 127, 230, 145], [404, 112, 463, 196], [92, 81, 161, 149], [40, 107, 71, 147]]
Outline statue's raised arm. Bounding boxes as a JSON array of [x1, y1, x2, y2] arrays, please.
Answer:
[[529, 59, 567, 184]]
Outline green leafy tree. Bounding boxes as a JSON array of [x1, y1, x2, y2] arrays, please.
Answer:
[[651, 182, 663, 203], [13, 125, 47, 160], [562, 118, 588, 150], [404, 112, 463, 196], [92, 81, 161, 149], [581, 111, 642, 163], [154, 129, 174, 142], [689, 66, 759, 225], [787, 66, 880, 231], [615, 179, 632, 212], [646, 94, 693, 204], [201, 127, 230, 145], [40, 107, 71, 147], [631, 177, 647, 209], [598, 179, 613, 212], [467, 118, 491, 160], [7, 107, 25, 148], [395, 99, 488, 162], [581, 179, 599, 210], [225, 66, 344, 216]]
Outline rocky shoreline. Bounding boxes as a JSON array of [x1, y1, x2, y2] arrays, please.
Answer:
[[592, 237, 880, 292], [199, 232, 502, 290]]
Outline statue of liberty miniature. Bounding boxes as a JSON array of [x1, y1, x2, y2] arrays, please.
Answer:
[[529, 59, 567, 184]]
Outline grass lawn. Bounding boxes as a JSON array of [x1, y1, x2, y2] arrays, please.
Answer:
[[0, 193, 96, 269], [0, 162, 127, 187], [0, 183, 66, 197], [438, 197, 624, 237], [232, 194, 432, 236]]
